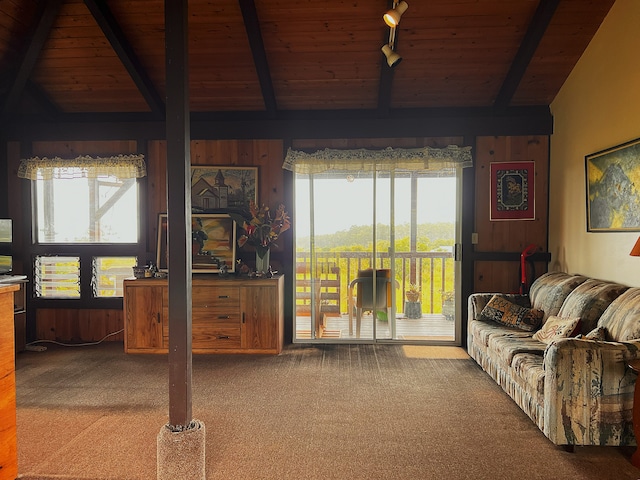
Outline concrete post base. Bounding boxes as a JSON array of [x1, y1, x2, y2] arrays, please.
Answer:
[[157, 419, 206, 480]]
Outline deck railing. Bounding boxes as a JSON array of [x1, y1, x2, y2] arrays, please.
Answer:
[[296, 250, 454, 315]]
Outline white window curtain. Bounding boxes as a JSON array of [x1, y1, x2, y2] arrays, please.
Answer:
[[282, 145, 473, 174], [17, 154, 146, 180]]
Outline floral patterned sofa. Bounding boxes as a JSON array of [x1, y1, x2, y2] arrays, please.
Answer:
[[467, 271, 640, 447]]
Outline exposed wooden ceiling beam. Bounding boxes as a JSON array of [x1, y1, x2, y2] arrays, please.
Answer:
[[6, 106, 553, 141], [493, 0, 561, 108], [24, 80, 60, 118], [238, 0, 278, 117], [84, 0, 165, 118], [0, 0, 63, 122]]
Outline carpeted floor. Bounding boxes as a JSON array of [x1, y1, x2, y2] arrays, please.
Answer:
[[14, 342, 640, 480]]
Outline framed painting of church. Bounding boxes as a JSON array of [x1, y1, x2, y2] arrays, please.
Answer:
[[190, 166, 258, 213]]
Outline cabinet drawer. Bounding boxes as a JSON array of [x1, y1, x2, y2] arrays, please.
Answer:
[[163, 325, 241, 348], [163, 287, 239, 309], [193, 325, 241, 348], [163, 311, 240, 338], [192, 286, 239, 309], [192, 309, 239, 327]]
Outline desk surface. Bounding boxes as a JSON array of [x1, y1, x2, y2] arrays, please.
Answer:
[[0, 275, 27, 284]]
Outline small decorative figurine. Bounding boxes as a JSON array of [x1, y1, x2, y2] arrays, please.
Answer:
[[218, 261, 229, 278]]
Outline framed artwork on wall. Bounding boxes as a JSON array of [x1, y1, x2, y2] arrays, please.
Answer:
[[156, 213, 237, 273], [490, 161, 535, 221], [190, 165, 258, 213], [586, 137, 640, 232]]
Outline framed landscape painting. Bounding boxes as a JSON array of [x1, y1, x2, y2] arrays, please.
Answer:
[[191, 165, 258, 212], [586, 138, 640, 232], [489, 161, 535, 221], [157, 213, 237, 273]]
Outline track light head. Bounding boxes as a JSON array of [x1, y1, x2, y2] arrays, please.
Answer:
[[381, 44, 402, 68], [383, 1, 409, 27]]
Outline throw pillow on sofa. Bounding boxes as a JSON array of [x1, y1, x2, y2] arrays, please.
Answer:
[[576, 326, 607, 341], [479, 295, 544, 331], [532, 315, 581, 344]]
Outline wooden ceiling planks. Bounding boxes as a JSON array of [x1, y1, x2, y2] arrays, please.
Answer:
[[513, 0, 616, 105], [30, 0, 148, 113], [0, 0, 618, 118]]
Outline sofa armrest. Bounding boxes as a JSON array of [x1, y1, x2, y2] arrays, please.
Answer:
[[543, 337, 640, 445]]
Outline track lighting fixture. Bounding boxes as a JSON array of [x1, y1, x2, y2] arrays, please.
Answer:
[[381, 44, 402, 68], [380, 1, 408, 68], [383, 1, 408, 28]]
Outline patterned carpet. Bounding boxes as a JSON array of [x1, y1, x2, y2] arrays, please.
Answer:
[[15, 342, 639, 480]]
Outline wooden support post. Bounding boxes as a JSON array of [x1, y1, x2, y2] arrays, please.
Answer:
[[165, 0, 192, 428]]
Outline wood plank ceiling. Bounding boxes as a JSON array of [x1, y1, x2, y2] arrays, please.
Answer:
[[0, 0, 616, 135]]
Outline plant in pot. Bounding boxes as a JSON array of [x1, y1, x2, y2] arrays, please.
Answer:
[[406, 283, 421, 303], [441, 290, 455, 320]]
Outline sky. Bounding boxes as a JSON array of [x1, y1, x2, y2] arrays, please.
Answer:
[[294, 176, 457, 236], [36, 177, 138, 243]]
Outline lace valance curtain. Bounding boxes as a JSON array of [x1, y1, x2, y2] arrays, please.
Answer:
[[17, 154, 146, 180], [282, 145, 473, 174]]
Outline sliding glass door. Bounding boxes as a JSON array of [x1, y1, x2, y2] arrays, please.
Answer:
[[293, 163, 461, 344]]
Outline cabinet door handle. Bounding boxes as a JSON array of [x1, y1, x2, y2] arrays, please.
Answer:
[[242, 312, 245, 324], [157, 313, 161, 323]]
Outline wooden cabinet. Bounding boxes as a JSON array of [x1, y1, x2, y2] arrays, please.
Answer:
[[0, 283, 19, 480], [123, 275, 284, 354], [242, 282, 283, 352], [10, 279, 27, 353], [124, 284, 164, 351]]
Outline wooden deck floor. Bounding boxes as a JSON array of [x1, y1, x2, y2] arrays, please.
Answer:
[[295, 312, 457, 343]]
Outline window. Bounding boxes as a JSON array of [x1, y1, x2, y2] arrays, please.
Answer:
[[92, 256, 137, 297], [19, 154, 146, 301], [284, 146, 471, 343], [34, 255, 81, 299], [35, 174, 138, 243]]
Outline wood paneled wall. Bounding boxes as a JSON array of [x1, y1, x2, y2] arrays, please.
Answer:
[[8, 140, 140, 344], [36, 308, 124, 343], [23, 139, 287, 343], [473, 135, 550, 293], [146, 139, 286, 265], [11, 135, 549, 343]]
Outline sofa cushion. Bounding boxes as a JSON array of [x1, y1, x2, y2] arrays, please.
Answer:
[[511, 353, 545, 403], [480, 295, 543, 331], [598, 288, 640, 341], [528, 272, 588, 322], [488, 334, 547, 366], [469, 319, 529, 351], [557, 279, 628, 334], [532, 315, 581, 344]]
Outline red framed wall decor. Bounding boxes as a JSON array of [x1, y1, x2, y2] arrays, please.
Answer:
[[490, 161, 535, 221]]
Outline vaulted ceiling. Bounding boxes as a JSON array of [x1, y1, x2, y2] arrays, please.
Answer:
[[0, 0, 616, 138]]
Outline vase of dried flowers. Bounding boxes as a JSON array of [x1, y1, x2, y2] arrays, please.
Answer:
[[255, 248, 270, 274], [235, 201, 291, 274]]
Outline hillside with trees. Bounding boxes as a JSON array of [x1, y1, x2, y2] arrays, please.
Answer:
[[297, 222, 455, 251]]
